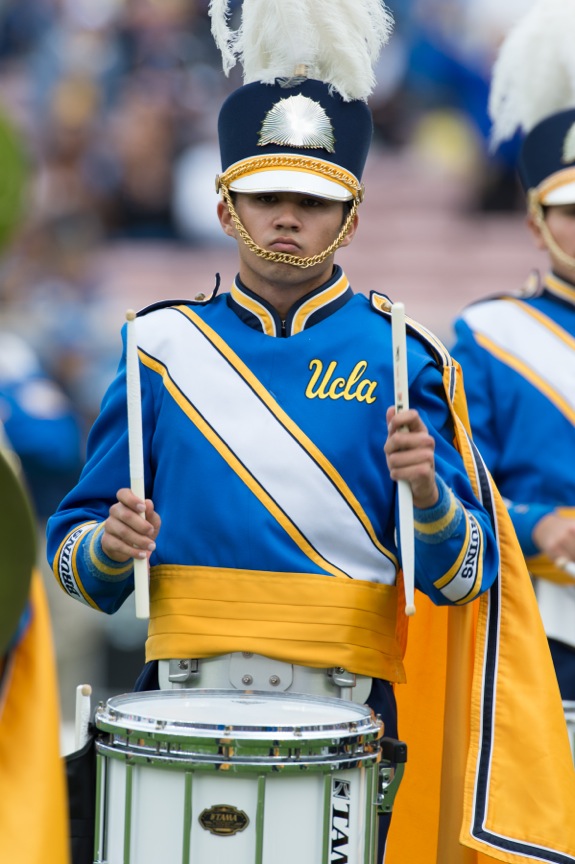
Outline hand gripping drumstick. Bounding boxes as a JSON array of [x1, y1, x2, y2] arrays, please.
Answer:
[[126, 310, 150, 620], [556, 557, 575, 579], [391, 302, 416, 616]]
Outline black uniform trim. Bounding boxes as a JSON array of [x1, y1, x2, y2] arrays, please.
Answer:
[[137, 274, 221, 317]]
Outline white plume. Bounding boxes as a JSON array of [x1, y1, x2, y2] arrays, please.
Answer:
[[489, 0, 575, 149], [208, 0, 394, 102], [208, 0, 239, 76]]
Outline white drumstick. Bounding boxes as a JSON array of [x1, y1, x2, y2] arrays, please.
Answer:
[[126, 309, 150, 620], [556, 557, 575, 579], [74, 684, 92, 750], [391, 302, 416, 616]]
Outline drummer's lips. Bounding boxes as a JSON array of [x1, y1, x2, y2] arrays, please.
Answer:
[[269, 236, 302, 254]]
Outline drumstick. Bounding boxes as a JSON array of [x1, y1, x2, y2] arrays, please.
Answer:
[[126, 309, 150, 620], [391, 302, 416, 616], [556, 557, 575, 579], [74, 684, 92, 750]]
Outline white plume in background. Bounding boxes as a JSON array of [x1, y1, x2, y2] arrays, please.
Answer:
[[208, 0, 394, 102], [489, 0, 575, 149], [208, 0, 239, 77]]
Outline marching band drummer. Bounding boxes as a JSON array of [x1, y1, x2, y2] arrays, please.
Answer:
[[47, 2, 575, 862], [451, 0, 575, 706]]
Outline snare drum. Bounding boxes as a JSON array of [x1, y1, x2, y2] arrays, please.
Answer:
[[94, 689, 384, 864]]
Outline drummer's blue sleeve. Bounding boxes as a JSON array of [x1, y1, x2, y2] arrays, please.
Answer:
[[46, 331, 145, 613], [403, 360, 499, 605]]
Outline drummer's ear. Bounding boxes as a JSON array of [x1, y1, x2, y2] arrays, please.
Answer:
[[217, 197, 236, 239]]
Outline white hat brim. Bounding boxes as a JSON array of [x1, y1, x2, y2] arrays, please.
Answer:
[[541, 180, 575, 206], [229, 169, 353, 202]]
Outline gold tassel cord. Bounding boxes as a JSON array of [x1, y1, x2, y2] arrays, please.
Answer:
[[219, 183, 361, 269], [529, 189, 575, 271]]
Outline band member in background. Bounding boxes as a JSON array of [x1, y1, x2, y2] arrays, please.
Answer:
[[47, 2, 575, 861], [452, 0, 575, 704]]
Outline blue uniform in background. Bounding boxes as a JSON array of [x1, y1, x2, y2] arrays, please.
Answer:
[[0, 331, 82, 519], [451, 270, 575, 698]]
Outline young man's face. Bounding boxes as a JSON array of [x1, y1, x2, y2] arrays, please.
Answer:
[[529, 202, 575, 281], [217, 190, 358, 298]]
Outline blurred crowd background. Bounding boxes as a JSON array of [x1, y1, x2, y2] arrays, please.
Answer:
[[0, 0, 545, 743]]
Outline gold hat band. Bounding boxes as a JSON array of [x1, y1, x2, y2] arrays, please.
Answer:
[[535, 166, 575, 204], [216, 153, 364, 201]]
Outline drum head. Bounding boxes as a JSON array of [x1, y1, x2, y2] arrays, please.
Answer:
[[97, 688, 377, 740], [95, 689, 383, 770]]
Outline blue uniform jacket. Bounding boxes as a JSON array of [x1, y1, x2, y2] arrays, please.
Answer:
[[47, 266, 499, 617]]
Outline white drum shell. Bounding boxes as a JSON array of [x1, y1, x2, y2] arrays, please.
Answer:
[[94, 690, 383, 864]]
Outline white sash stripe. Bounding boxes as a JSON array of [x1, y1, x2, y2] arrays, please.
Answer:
[[137, 308, 396, 584], [463, 301, 575, 409]]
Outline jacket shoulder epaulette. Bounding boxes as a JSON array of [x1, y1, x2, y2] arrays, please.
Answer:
[[370, 291, 452, 369], [136, 275, 221, 317], [463, 271, 542, 313]]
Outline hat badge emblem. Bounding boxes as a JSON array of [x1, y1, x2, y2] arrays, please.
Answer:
[[562, 122, 575, 165], [258, 94, 335, 153]]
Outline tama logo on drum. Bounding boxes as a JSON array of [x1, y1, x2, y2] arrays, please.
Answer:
[[330, 778, 352, 863], [199, 804, 249, 836]]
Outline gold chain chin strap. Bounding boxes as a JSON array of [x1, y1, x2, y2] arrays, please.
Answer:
[[529, 189, 575, 270], [220, 183, 360, 269]]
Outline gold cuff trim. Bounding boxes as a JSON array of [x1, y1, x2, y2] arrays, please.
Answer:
[[88, 523, 133, 577], [414, 489, 458, 535]]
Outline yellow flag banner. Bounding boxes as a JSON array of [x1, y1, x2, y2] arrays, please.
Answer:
[[387, 359, 575, 863], [0, 571, 70, 863]]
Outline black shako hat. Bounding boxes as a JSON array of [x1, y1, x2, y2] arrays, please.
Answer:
[[518, 107, 575, 205], [209, 0, 394, 205], [216, 77, 373, 202]]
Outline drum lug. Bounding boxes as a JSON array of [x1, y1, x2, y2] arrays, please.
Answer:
[[167, 658, 199, 683], [376, 737, 408, 814], [329, 667, 356, 689]]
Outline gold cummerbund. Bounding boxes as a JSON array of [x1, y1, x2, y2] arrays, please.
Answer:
[[147, 566, 406, 683], [527, 555, 575, 584]]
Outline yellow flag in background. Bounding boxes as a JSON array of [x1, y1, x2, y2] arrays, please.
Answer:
[[387, 359, 575, 864]]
